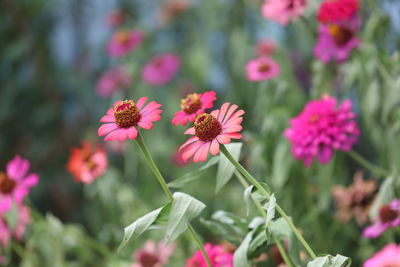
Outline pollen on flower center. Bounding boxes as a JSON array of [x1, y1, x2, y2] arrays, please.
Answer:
[[0, 172, 16, 194], [379, 205, 398, 223], [181, 93, 202, 114], [194, 113, 222, 142], [328, 25, 353, 46], [114, 100, 141, 128], [115, 31, 130, 44]]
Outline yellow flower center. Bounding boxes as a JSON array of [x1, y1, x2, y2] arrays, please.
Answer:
[[181, 93, 202, 114], [114, 100, 141, 128], [194, 113, 222, 142]]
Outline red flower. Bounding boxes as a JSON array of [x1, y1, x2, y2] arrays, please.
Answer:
[[317, 0, 359, 24], [67, 142, 108, 184]]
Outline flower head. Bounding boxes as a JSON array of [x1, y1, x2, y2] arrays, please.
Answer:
[[96, 66, 132, 98], [317, 0, 359, 24], [172, 91, 217, 126], [246, 57, 280, 82], [332, 171, 377, 226], [180, 103, 244, 163], [185, 243, 234, 267], [256, 39, 277, 56], [363, 199, 400, 238], [284, 95, 360, 166], [98, 97, 162, 142], [67, 142, 108, 184], [0, 156, 38, 213], [106, 9, 127, 27], [107, 30, 144, 58], [262, 0, 307, 26], [363, 243, 400, 267], [142, 53, 181, 86], [131, 240, 175, 267], [314, 17, 360, 63]]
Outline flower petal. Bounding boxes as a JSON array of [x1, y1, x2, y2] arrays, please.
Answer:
[[184, 127, 195, 135], [98, 123, 119, 136], [210, 139, 220, 155], [217, 134, 231, 144], [217, 103, 230, 122], [136, 97, 148, 110], [104, 128, 130, 142]]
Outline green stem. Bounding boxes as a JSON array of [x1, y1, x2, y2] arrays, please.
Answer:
[[135, 131, 212, 267], [221, 145, 317, 259], [347, 150, 391, 177], [234, 171, 294, 267], [299, 16, 317, 38]]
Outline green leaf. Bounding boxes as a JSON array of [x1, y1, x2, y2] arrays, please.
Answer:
[[168, 157, 219, 188], [119, 203, 171, 251], [243, 184, 272, 216], [369, 176, 397, 219], [248, 224, 269, 258], [307, 254, 351, 267], [233, 231, 253, 267], [164, 192, 206, 244], [269, 217, 292, 239], [216, 143, 242, 193], [263, 193, 276, 226]]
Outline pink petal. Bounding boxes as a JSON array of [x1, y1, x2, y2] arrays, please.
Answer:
[[104, 128, 130, 142], [106, 107, 114, 116], [180, 136, 199, 150], [136, 97, 148, 110], [98, 123, 119, 136], [217, 103, 230, 122], [141, 112, 162, 122], [127, 127, 138, 140], [223, 132, 242, 139], [223, 125, 242, 133], [7, 156, 30, 181], [100, 115, 115, 123], [224, 110, 245, 125], [198, 142, 211, 162], [140, 101, 162, 116], [21, 174, 39, 188], [182, 142, 202, 161], [210, 139, 220, 155], [0, 197, 11, 213], [13, 187, 28, 203], [194, 143, 208, 163], [138, 121, 154, 129], [211, 109, 219, 118], [222, 104, 238, 124], [184, 127, 195, 135], [217, 134, 231, 144]]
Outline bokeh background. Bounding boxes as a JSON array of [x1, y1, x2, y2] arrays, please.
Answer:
[[1, 0, 400, 266]]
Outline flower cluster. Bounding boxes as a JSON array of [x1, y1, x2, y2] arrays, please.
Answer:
[[285, 95, 360, 166], [185, 243, 234, 267]]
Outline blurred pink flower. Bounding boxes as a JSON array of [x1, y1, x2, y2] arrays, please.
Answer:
[[96, 66, 132, 98], [317, 0, 359, 24], [142, 53, 181, 86], [314, 17, 360, 63], [98, 98, 162, 142], [0, 204, 31, 248], [256, 39, 276, 56], [131, 240, 175, 267], [363, 199, 400, 238], [363, 243, 400, 267], [180, 103, 244, 163], [0, 156, 39, 213], [107, 30, 144, 58], [262, 0, 307, 25], [284, 95, 360, 166], [172, 91, 217, 126], [172, 149, 189, 167], [106, 9, 127, 27], [185, 243, 234, 267], [246, 57, 280, 82], [67, 142, 108, 184]]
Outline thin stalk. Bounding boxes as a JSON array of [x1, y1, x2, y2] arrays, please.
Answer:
[[135, 131, 212, 267], [347, 150, 391, 177], [235, 171, 294, 267], [221, 145, 317, 259]]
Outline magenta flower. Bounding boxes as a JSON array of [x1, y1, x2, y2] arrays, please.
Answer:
[[131, 240, 175, 267], [0, 156, 39, 213], [142, 53, 181, 86], [185, 243, 233, 267], [256, 39, 276, 56], [0, 204, 31, 248], [363, 243, 400, 267], [98, 98, 162, 142], [96, 66, 132, 98], [262, 0, 307, 25], [107, 30, 144, 58], [363, 199, 400, 238], [246, 56, 280, 82], [284, 95, 360, 166], [180, 103, 244, 163], [314, 17, 360, 63], [172, 91, 217, 126]]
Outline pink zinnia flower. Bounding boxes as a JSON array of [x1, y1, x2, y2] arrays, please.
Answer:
[[246, 57, 280, 82], [179, 103, 244, 163], [98, 98, 162, 142], [363, 199, 400, 238], [67, 142, 108, 184], [172, 91, 217, 126], [0, 204, 30, 248], [363, 243, 400, 267], [314, 17, 360, 63], [256, 39, 276, 56], [185, 243, 233, 267], [107, 30, 144, 58], [142, 53, 181, 86], [106, 9, 127, 27], [0, 156, 39, 213], [262, 0, 307, 26], [318, 0, 359, 24], [96, 66, 132, 98], [131, 240, 175, 267], [284, 95, 360, 166]]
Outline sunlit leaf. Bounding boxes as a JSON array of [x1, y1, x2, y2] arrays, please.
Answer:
[[216, 143, 242, 193], [307, 254, 351, 267]]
